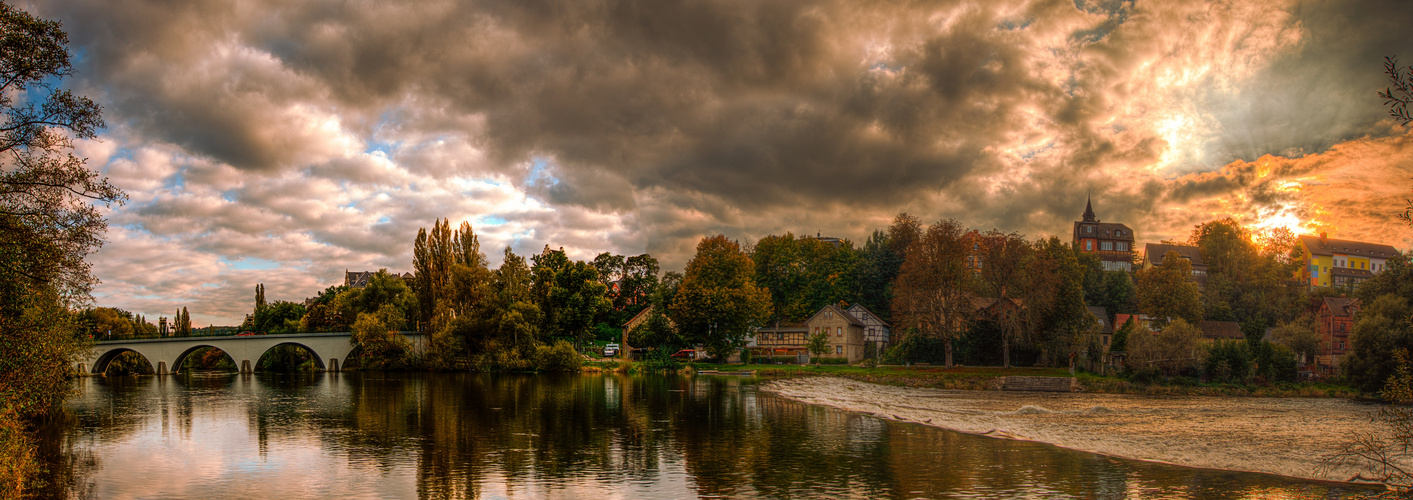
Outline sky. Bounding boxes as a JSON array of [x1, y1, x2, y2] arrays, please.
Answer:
[[23, 0, 1413, 325]]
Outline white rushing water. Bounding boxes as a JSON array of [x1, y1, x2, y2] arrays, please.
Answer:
[[763, 377, 1398, 483]]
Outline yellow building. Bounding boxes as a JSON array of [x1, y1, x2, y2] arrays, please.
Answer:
[[1297, 234, 1399, 288]]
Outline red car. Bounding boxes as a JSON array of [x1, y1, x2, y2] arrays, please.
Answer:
[[670, 349, 695, 359]]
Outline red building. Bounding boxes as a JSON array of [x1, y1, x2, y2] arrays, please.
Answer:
[[1316, 297, 1359, 374], [1073, 197, 1135, 271]]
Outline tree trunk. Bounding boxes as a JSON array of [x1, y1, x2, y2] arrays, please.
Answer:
[[944, 338, 954, 369], [1002, 332, 1011, 369]]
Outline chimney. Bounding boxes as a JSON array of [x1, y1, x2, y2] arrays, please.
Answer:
[[1320, 232, 1328, 244]]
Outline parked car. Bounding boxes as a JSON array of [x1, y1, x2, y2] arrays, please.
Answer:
[[602, 343, 620, 357], [670, 349, 695, 359]]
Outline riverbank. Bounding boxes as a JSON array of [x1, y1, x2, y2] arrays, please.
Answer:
[[682, 362, 1361, 398], [761, 376, 1391, 484]]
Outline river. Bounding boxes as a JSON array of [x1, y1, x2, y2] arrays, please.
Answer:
[[32, 372, 1379, 499]]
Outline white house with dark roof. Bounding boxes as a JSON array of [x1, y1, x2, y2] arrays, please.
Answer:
[[846, 303, 890, 353]]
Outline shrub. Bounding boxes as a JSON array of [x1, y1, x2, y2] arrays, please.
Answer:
[[739, 348, 752, 365], [535, 340, 582, 372], [1204, 340, 1252, 384], [814, 357, 848, 365]]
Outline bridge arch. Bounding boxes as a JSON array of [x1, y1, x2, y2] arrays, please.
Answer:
[[254, 342, 328, 371], [90, 348, 156, 375], [171, 345, 238, 373]]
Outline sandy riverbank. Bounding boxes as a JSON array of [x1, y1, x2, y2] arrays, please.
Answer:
[[762, 376, 1398, 483]]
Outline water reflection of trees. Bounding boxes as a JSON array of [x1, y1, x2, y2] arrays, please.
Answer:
[[47, 374, 1383, 498]]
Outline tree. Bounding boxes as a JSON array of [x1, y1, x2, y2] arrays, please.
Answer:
[[1126, 319, 1204, 377], [619, 254, 660, 312], [1270, 316, 1323, 367], [0, 3, 122, 302], [1381, 56, 1413, 126], [891, 219, 974, 368], [413, 218, 455, 332], [1344, 294, 1413, 394], [974, 229, 1031, 367], [807, 331, 830, 364], [671, 235, 771, 359], [548, 259, 610, 346], [0, 12, 122, 491], [254, 283, 266, 314], [1134, 250, 1203, 326]]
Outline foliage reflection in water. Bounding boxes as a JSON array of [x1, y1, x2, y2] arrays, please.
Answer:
[[36, 373, 1378, 499]]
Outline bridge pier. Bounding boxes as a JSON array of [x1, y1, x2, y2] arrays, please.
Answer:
[[240, 360, 253, 373], [328, 358, 339, 372], [156, 361, 168, 375], [75, 362, 87, 376]]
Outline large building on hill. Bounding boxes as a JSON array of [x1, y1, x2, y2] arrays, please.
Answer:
[[1296, 234, 1399, 288], [1073, 197, 1136, 271]]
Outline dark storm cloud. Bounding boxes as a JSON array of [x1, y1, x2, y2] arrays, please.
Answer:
[[28, 0, 1413, 322]]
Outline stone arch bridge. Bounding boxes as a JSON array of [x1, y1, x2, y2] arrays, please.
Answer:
[[79, 332, 425, 375]]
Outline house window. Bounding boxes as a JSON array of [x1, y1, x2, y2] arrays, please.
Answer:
[[814, 327, 819, 334], [1100, 241, 1113, 251], [1116, 242, 1128, 252], [1085, 241, 1093, 251], [836, 327, 842, 336], [836, 345, 842, 354], [1085, 226, 1093, 234]]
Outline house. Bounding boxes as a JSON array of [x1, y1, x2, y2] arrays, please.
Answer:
[[1196, 320, 1244, 343], [753, 304, 869, 363], [804, 304, 867, 363], [846, 303, 890, 353], [1073, 197, 1136, 271], [1143, 243, 1208, 287], [344, 270, 415, 289], [752, 323, 810, 358], [1315, 297, 1359, 372], [1296, 234, 1398, 288]]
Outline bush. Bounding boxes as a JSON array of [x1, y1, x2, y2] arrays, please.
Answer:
[[1204, 340, 1252, 384], [813, 357, 848, 365], [1127, 367, 1163, 385], [1253, 341, 1299, 383], [739, 348, 752, 365], [638, 346, 681, 372], [535, 340, 582, 372]]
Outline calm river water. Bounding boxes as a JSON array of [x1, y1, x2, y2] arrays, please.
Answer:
[[33, 372, 1377, 499]]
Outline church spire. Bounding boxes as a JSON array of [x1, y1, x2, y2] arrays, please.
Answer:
[[1082, 195, 1096, 222]]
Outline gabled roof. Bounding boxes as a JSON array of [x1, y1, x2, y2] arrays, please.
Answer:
[[1299, 235, 1399, 259], [622, 304, 655, 329], [1197, 320, 1244, 340], [1144, 243, 1205, 268], [805, 304, 864, 327], [845, 303, 890, 327], [1321, 297, 1359, 317]]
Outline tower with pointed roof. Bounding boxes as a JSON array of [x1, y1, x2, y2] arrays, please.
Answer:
[[1073, 197, 1135, 271]]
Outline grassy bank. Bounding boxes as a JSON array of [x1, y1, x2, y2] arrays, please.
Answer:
[[668, 362, 1362, 398]]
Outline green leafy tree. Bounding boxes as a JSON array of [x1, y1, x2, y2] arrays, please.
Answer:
[[0, 5, 123, 492], [252, 301, 306, 334], [1135, 250, 1203, 326], [671, 235, 772, 359], [619, 253, 660, 313], [1109, 316, 1133, 353], [1345, 295, 1413, 394], [549, 259, 610, 346], [1270, 316, 1323, 367], [807, 331, 831, 364], [350, 302, 411, 368], [1034, 237, 1088, 365], [891, 219, 974, 368]]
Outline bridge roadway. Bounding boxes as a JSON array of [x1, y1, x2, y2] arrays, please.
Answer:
[[79, 332, 425, 375]]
